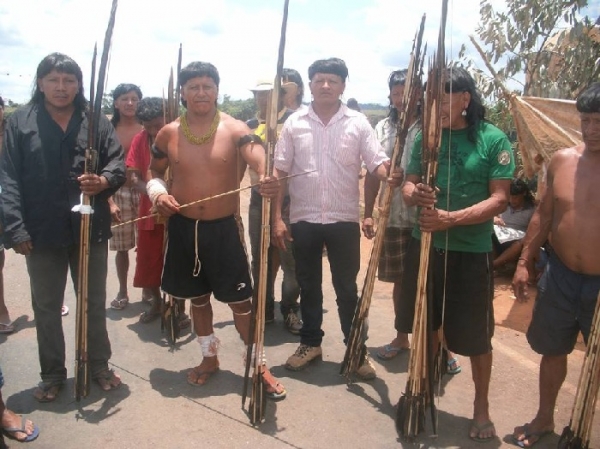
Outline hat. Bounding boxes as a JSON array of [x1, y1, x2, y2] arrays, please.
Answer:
[[250, 78, 298, 93], [250, 79, 274, 92]]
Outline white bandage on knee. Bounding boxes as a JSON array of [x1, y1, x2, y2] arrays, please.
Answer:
[[146, 178, 168, 205], [198, 334, 220, 357], [243, 345, 266, 367]]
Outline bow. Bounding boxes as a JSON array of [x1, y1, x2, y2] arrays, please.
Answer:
[[242, 0, 290, 426], [161, 44, 183, 348], [341, 15, 426, 383], [74, 0, 119, 401], [396, 0, 448, 439]]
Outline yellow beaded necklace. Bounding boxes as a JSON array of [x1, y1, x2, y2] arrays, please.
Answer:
[[180, 110, 220, 145]]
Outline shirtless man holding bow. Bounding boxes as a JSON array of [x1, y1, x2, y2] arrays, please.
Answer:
[[147, 61, 286, 399]]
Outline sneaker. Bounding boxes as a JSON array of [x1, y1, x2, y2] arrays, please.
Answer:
[[284, 311, 302, 335], [354, 354, 377, 380], [285, 344, 322, 371]]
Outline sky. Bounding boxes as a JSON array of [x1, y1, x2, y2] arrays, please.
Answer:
[[1, 0, 599, 106]]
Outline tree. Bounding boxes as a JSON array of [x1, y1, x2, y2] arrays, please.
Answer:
[[458, 1, 599, 176], [219, 95, 256, 122], [101, 90, 113, 115], [466, 0, 599, 99]]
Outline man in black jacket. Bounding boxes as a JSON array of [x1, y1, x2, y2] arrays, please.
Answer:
[[0, 53, 125, 402]]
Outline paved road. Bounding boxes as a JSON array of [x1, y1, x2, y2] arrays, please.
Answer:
[[1, 190, 598, 448]]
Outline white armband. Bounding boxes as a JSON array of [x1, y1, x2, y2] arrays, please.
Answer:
[[146, 178, 168, 205]]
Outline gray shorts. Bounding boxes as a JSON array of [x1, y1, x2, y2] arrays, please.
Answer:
[[527, 250, 600, 356]]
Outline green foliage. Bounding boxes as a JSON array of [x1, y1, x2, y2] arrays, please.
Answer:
[[460, 0, 598, 173], [467, 0, 598, 99], [3, 100, 22, 120], [219, 95, 256, 122], [101, 90, 113, 115]]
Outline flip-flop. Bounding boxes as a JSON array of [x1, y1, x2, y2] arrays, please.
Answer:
[[376, 344, 409, 361], [187, 366, 219, 387], [447, 357, 462, 375], [262, 370, 287, 400], [512, 423, 553, 447], [110, 297, 129, 310], [2, 416, 40, 442], [93, 369, 121, 391], [33, 381, 63, 403], [0, 321, 15, 334], [139, 309, 161, 324], [469, 419, 496, 443]]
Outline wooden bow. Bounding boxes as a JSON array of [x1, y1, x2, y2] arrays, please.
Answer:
[[341, 15, 426, 383], [75, 0, 118, 402], [396, 0, 448, 439], [242, 0, 290, 426]]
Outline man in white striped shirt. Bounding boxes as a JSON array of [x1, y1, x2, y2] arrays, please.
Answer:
[[273, 58, 402, 378]]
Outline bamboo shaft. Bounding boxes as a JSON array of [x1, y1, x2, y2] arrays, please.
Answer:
[[342, 17, 426, 382], [111, 171, 314, 229], [568, 291, 600, 442], [74, 189, 91, 400]]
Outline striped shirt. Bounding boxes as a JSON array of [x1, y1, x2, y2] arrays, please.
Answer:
[[274, 103, 388, 224], [374, 118, 418, 229]]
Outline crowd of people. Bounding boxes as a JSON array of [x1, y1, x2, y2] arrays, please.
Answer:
[[0, 49, 599, 447]]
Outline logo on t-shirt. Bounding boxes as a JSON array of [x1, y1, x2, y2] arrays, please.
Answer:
[[498, 150, 511, 165]]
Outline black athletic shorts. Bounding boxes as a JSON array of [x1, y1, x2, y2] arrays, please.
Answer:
[[397, 238, 494, 357], [527, 249, 600, 356], [162, 214, 253, 302]]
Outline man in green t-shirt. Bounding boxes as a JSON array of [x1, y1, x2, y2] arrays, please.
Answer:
[[399, 67, 514, 443]]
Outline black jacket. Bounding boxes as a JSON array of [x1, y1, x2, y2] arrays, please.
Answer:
[[0, 101, 125, 249]]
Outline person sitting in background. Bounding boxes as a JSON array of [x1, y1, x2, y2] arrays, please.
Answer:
[[492, 178, 535, 270]]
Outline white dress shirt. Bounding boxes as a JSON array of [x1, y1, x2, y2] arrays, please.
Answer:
[[275, 103, 388, 224]]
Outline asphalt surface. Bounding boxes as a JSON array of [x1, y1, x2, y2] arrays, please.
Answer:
[[1, 190, 598, 449]]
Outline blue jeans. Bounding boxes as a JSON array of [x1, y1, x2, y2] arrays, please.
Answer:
[[291, 221, 361, 347], [26, 242, 112, 384]]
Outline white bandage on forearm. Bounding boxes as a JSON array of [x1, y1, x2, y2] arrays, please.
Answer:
[[146, 178, 168, 205]]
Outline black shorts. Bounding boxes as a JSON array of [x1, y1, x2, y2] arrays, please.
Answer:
[[161, 214, 253, 302], [527, 249, 600, 356], [397, 238, 494, 356]]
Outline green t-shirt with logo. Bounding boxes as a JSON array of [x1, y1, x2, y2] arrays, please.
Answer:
[[407, 122, 515, 253]]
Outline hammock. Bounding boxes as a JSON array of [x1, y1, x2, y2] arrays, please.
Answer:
[[509, 96, 582, 177]]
